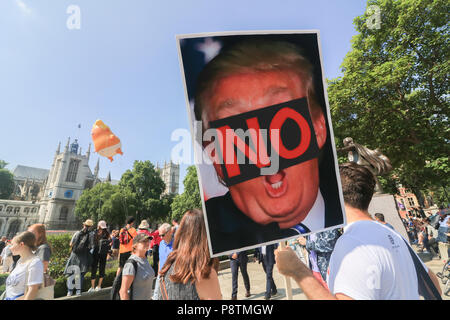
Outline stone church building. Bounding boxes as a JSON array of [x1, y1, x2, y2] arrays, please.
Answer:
[[0, 138, 106, 238]]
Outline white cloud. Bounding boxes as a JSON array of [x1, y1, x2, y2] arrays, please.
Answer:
[[15, 0, 32, 15]]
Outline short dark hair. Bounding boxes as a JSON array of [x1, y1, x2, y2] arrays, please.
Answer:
[[339, 163, 376, 211], [374, 213, 385, 222], [194, 39, 324, 132], [126, 216, 136, 225]]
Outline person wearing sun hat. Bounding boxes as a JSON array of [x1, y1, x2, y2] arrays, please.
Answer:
[[88, 220, 111, 292], [137, 220, 153, 258], [64, 219, 94, 296]]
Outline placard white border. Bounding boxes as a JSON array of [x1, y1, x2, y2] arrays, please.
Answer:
[[176, 30, 347, 258]]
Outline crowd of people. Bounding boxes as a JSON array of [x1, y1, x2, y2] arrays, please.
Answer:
[[0, 163, 449, 300]]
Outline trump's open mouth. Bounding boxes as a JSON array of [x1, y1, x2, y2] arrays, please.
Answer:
[[264, 169, 288, 198]]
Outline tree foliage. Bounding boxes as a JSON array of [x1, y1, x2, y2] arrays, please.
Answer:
[[328, 0, 449, 194], [171, 166, 202, 221], [75, 160, 170, 228], [119, 160, 166, 222], [0, 160, 8, 169], [0, 168, 14, 200]]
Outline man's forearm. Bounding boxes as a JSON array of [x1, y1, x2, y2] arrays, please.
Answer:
[[291, 263, 336, 300]]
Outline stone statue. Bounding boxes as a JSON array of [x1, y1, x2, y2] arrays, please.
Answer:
[[338, 137, 393, 193]]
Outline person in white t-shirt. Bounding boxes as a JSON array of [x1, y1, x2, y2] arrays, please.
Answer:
[[275, 163, 442, 300], [3, 231, 44, 300]]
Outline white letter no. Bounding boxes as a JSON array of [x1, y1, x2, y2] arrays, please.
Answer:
[[66, 5, 81, 30]]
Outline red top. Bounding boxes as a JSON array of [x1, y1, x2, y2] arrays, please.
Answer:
[[150, 230, 162, 248], [137, 229, 152, 237]]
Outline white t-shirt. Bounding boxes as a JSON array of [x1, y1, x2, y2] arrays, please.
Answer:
[[5, 256, 43, 299], [327, 220, 426, 300]]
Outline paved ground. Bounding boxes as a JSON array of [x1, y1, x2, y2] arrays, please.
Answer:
[[217, 257, 450, 300]]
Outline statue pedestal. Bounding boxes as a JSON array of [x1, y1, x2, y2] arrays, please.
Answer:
[[368, 193, 409, 241]]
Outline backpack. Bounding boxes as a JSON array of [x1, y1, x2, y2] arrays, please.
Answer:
[[110, 259, 138, 300], [72, 230, 90, 254], [119, 228, 133, 245]]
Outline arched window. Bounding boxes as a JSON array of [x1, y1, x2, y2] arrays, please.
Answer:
[[66, 159, 80, 182], [60, 207, 69, 221], [0, 206, 3, 212], [14, 207, 20, 214], [6, 206, 12, 213], [7, 220, 21, 239], [24, 207, 30, 214], [31, 208, 37, 214]]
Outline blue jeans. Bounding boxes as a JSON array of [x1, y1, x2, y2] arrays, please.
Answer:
[[230, 258, 250, 298], [261, 260, 276, 298]]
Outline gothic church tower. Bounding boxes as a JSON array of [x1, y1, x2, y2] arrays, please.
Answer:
[[39, 138, 96, 230]]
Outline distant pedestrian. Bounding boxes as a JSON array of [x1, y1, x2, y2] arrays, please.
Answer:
[[172, 218, 179, 232], [110, 230, 120, 260], [1, 242, 13, 273], [436, 214, 449, 263], [64, 219, 94, 296], [149, 228, 162, 274], [374, 213, 395, 231], [137, 220, 152, 237], [88, 220, 111, 292], [0, 236, 6, 262], [156, 209, 221, 300], [299, 228, 340, 286], [117, 216, 137, 276], [28, 224, 52, 274], [119, 233, 155, 300], [152, 223, 174, 300], [256, 244, 277, 300], [230, 250, 250, 300]]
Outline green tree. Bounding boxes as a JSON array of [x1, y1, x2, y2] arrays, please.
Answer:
[[0, 160, 8, 169], [102, 188, 137, 228], [171, 166, 202, 221], [75, 183, 123, 225], [119, 160, 165, 222], [0, 168, 14, 199], [328, 0, 449, 197]]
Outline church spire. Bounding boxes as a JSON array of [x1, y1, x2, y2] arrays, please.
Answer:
[[56, 141, 61, 155], [94, 158, 100, 178], [64, 137, 70, 152], [86, 143, 91, 162], [106, 171, 111, 182]]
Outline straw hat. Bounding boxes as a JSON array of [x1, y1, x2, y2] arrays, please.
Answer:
[[138, 220, 149, 229], [83, 219, 94, 227]]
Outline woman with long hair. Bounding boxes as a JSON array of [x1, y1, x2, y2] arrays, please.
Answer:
[[88, 220, 111, 292], [28, 224, 52, 274], [3, 231, 43, 300], [156, 209, 222, 300]]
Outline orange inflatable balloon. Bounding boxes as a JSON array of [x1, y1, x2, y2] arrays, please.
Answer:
[[91, 120, 123, 162]]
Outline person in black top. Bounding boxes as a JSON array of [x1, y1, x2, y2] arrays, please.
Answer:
[[88, 220, 111, 292]]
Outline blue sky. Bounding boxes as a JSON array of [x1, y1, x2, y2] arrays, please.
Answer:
[[0, 0, 368, 192]]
